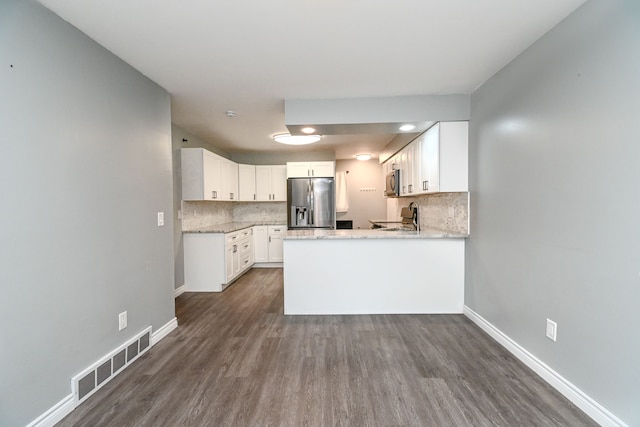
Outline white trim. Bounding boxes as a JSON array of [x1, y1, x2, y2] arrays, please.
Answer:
[[174, 284, 186, 298], [26, 394, 74, 427], [463, 305, 628, 427], [151, 317, 178, 346], [252, 262, 283, 268]]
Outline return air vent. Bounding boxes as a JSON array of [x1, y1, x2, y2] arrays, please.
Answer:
[[72, 327, 152, 404]]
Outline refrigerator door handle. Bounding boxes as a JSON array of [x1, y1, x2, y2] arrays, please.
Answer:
[[309, 180, 314, 225]]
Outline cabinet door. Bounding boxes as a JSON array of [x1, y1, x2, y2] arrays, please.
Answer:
[[203, 150, 222, 200], [221, 160, 238, 201], [255, 166, 272, 201], [287, 162, 311, 178], [268, 234, 284, 262], [310, 161, 335, 178], [439, 121, 468, 192], [225, 244, 235, 283], [238, 164, 256, 201], [271, 165, 287, 201], [267, 225, 286, 262], [420, 124, 440, 193], [253, 226, 268, 262]]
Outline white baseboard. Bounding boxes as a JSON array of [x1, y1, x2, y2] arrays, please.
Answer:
[[252, 262, 283, 268], [26, 394, 75, 427], [174, 284, 186, 298], [151, 317, 178, 346], [463, 305, 628, 427]]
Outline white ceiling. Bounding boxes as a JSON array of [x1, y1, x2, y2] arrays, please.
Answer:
[[38, 0, 586, 160]]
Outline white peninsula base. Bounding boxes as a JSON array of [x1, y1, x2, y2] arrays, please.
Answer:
[[283, 237, 465, 315]]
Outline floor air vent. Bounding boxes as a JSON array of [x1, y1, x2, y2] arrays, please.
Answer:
[[72, 327, 152, 404]]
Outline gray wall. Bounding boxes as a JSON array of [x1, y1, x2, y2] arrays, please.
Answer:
[[335, 159, 386, 229], [467, 1, 640, 425], [0, 1, 175, 425]]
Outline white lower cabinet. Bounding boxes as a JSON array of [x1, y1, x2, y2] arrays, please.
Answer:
[[184, 227, 254, 292], [253, 225, 286, 264]]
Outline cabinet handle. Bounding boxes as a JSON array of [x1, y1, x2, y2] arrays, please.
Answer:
[[408, 184, 412, 193], [233, 244, 237, 253], [253, 194, 256, 200], [230, 193, 234, 200], [212, 190, 217, 199], [269, 236, 271, 243]]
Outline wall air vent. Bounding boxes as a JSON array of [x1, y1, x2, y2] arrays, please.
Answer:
[[71, 327, 152, 404]]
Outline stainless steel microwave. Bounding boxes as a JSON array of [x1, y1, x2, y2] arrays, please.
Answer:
[[385, 169, 400, 197]]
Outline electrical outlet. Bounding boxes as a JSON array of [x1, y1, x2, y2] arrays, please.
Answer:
[[546, 318, 557, 342], [119, 311, 127, 331], [448, 206, 455, 218], [261, 209, 266, 216], [157, 212, 164, 226], [177, 210, 182, 220]]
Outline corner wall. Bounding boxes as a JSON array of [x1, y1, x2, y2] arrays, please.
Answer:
[[467, 1, 640, 425], [0, 1, 174, 425]]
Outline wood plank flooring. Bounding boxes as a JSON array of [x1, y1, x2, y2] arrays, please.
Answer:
[[57, 268, 596, 426]]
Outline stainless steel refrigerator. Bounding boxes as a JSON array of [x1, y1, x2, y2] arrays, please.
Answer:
[[287, 177, 335, 229]]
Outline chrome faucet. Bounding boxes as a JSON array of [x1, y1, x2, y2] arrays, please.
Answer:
[[408, 202, 419, 231]]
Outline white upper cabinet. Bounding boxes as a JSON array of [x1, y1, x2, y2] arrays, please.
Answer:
[[256, 165, 287, 201], [287, 161, 335, 178], [182, 148, 220, 201], [221, 160, 238, 201], [438, 121, 468, 192], [384, 121, 468, 197], [181, 148, 238, 201], [238, 164, 256, 201], [416, 124, 440, 193]]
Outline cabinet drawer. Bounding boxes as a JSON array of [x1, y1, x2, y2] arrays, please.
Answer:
[[239, 252, 252, 270], [238, 237, 252, 256], [238, 228, 252, 239], [267, 225, 286, 235], [225, 231, 240, 245]]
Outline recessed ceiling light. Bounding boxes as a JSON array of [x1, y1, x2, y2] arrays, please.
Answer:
[[301, 127, 316, 134], [225, 110, 236, 117], [273, 133, 322, 145], [399, 124, 416, 131], [356, 154, 372, 161]]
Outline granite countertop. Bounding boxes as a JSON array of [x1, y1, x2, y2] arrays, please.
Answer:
[[183, 221, 286, 234], [285, 227, 468, 240]]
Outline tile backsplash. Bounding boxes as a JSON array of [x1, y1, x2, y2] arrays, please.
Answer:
[[181, 201, 286, 230], [391, 192, 469, 234]]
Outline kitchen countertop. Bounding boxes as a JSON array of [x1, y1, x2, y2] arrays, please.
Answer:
[[285, 227, 468, 240], [183, 221, 286, 234]]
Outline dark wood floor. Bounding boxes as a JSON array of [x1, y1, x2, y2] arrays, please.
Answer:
[[57, 268, 596, 426]]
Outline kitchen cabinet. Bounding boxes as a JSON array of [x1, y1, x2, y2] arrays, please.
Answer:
[[253, 224, 286, 263], [287, 161, 335, 178], [221, 159, 238, 201], [256, 165, 287, 201], [184, 227, 253, 292], [416, 124, 440, 193], [383, 121, 468, 197], [238, 164, 256, 201], [181, 148, 239, 201], [181, 148, 221, 201]]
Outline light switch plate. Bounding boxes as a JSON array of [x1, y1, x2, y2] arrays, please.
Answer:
[[118, 311, 127, 331], [546, 318, 557, 342], [157, 212, 164, 226]]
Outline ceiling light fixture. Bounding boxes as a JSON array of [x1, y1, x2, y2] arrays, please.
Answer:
[[301, 127, 316, 134], [356, 154, 372, 161], [273, 133, 322, 145], [399, 124, 416, 131], [225, 110, 236, 117]]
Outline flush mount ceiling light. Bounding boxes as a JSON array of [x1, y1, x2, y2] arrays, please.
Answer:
[[399, 124, 416, 131], [273, 133, 322, 145], [356, 153, 372, 161], [300, 127, 316, 134]]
